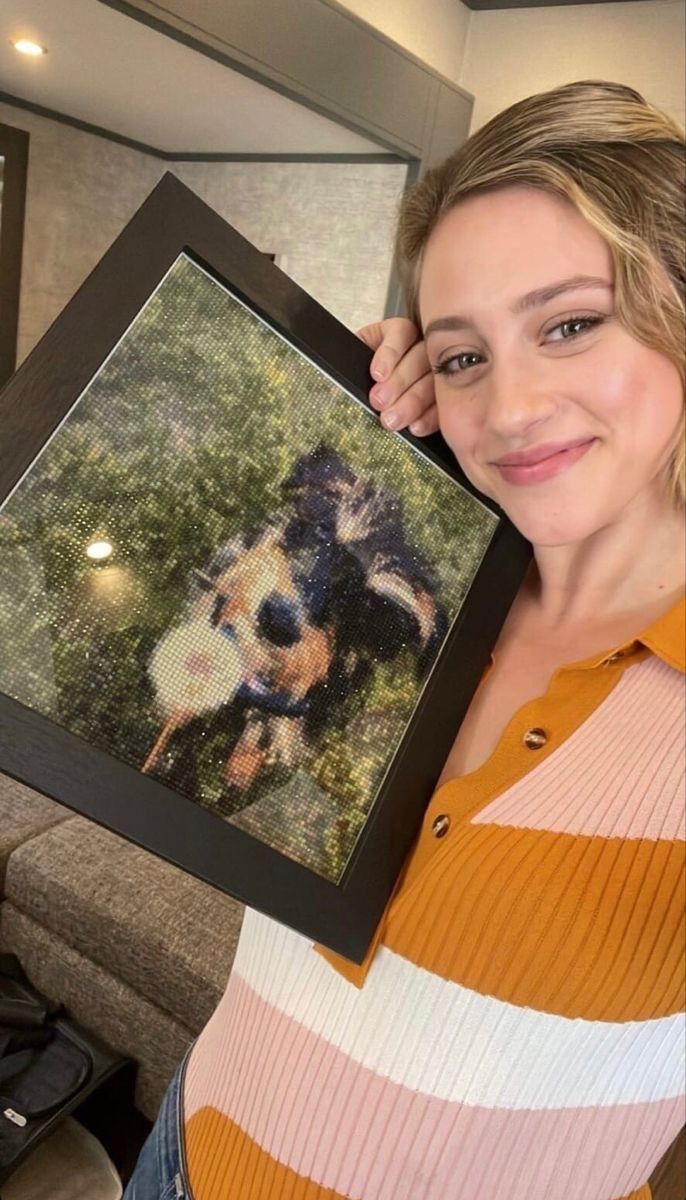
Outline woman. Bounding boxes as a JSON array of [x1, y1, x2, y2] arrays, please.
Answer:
[[124, 80, 685, 1200]]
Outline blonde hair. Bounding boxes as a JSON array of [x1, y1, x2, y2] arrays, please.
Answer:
[[396, 80, 686, 503]]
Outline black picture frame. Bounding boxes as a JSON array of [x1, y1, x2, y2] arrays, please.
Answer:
[[0, 173, 530, 962], [0, 122, 29, 389]]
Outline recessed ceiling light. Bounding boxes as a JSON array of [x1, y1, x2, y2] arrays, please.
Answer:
[[11, 39, 47, 57]]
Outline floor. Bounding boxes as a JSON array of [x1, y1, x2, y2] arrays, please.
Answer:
[[1, 1119, 122, 1200], [0, 1091, 150, 1200]]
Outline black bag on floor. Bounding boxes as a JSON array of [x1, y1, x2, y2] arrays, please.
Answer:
[[0, 954, 133, 1184]]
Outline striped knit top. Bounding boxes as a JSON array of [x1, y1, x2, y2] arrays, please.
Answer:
[[182, 595, 686, 1200]]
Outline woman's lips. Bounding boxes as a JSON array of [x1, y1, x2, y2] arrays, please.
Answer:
[[494, 439, 596, 486]]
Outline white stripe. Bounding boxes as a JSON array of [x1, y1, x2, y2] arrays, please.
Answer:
[[234, 908, 685, 1111]]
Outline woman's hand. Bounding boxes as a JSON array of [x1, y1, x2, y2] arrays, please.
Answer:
[[357, 318, 438, 436]]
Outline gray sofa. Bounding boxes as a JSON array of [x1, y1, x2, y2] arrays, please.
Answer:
[[0, 772, 243, 1120]]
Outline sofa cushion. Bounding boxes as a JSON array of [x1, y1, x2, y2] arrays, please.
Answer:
[[0, 773, 70, 890], [5, 816, 242, 1032], [0, 902, 191, 1119]]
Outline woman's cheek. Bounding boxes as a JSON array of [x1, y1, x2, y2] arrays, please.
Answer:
[[436, 404, 488, 492], [435, 397, 463, 453]]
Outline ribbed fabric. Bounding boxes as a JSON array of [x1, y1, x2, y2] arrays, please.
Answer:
[[183, 597, 685, 1200]]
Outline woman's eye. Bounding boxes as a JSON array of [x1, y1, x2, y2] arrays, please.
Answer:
[[432, 350, 484, 376], [546, 315, 604, 341], [431, 314, 604, 376]]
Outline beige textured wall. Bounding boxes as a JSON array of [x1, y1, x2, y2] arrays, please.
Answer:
[[0, 101, 406, 364], [172, 158, 407, 335], [0, 103, 161, 365], [461, 0, 685, 131]]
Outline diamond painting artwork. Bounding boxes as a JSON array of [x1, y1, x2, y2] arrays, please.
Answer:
[[0, 254, 497, 883], [0, 177, 530, 957]]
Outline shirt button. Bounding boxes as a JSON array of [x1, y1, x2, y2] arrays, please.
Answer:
[[431, 813, 451, 838], [523, 727, 548, 750]]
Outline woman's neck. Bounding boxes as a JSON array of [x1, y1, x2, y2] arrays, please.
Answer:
[[527, 490, 685, 635]]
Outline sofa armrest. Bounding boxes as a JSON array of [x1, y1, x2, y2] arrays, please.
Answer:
[[0, 773, 70, 894]]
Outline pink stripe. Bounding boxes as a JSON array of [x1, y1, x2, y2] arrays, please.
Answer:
[[474, 658, 685, 841], [184, 974, 685, 1200]]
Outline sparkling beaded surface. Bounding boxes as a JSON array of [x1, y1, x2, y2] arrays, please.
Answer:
[[0, 255, 498, 882]]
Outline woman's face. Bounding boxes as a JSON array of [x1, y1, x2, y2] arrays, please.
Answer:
[[419, 186, 683, 547]]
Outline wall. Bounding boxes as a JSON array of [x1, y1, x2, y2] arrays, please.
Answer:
[[6, 1, 683, 361], [336, 0, 684, 134], [0, 101, 407, 363], [173, 158, 407, 334], [461, 0, 685, 130], [0, 103, 161, 365], [331, 0, 471, 82]]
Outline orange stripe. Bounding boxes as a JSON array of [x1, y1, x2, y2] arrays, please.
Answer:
[[383, 824, 685, 1021], [185, 1107, 346, 1200], [184, 1108, 655, 1200]]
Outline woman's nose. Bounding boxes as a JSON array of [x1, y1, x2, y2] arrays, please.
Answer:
[[483, 360, 558, 440]]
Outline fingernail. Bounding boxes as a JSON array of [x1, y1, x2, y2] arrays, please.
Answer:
[[409, 420, 424, 435], [371, 357, 388, 382], [371, 384, 389, 407], [382, 410, 399, 429]]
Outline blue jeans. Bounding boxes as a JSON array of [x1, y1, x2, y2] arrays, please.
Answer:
[[123, 1053, 191, 1200]]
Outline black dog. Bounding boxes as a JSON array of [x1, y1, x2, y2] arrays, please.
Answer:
[[154, 444, 447, 815]]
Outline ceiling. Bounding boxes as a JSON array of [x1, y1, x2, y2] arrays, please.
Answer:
[[0, 0, 388, 155]]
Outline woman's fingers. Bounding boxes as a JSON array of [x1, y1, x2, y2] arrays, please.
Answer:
[[368, 337, 431, 408], [357, 317, 439, 437], [357, 317, 421, 382], [380, 370, 440, 435]]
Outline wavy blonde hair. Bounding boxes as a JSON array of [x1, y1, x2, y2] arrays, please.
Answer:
[[396, 80, 686, 503]]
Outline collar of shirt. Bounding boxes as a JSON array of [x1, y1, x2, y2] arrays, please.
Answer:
[[565, 592, 686, 674], [636, 593, 685, 673]]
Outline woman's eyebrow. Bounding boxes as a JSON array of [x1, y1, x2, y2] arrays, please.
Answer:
[[424, 276, 613, 337], [510, 275, 613, 314]]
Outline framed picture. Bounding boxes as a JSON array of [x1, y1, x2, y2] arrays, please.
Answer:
[[0, 122, 29, 388], [0, 173, 530, 961]]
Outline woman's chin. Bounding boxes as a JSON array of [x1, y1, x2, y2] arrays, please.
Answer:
[[498, 501, 599, 549], [450, 459, 604, 548]]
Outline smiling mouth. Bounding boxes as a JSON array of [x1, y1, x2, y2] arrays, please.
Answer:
[[493, 438, 596, 485]]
